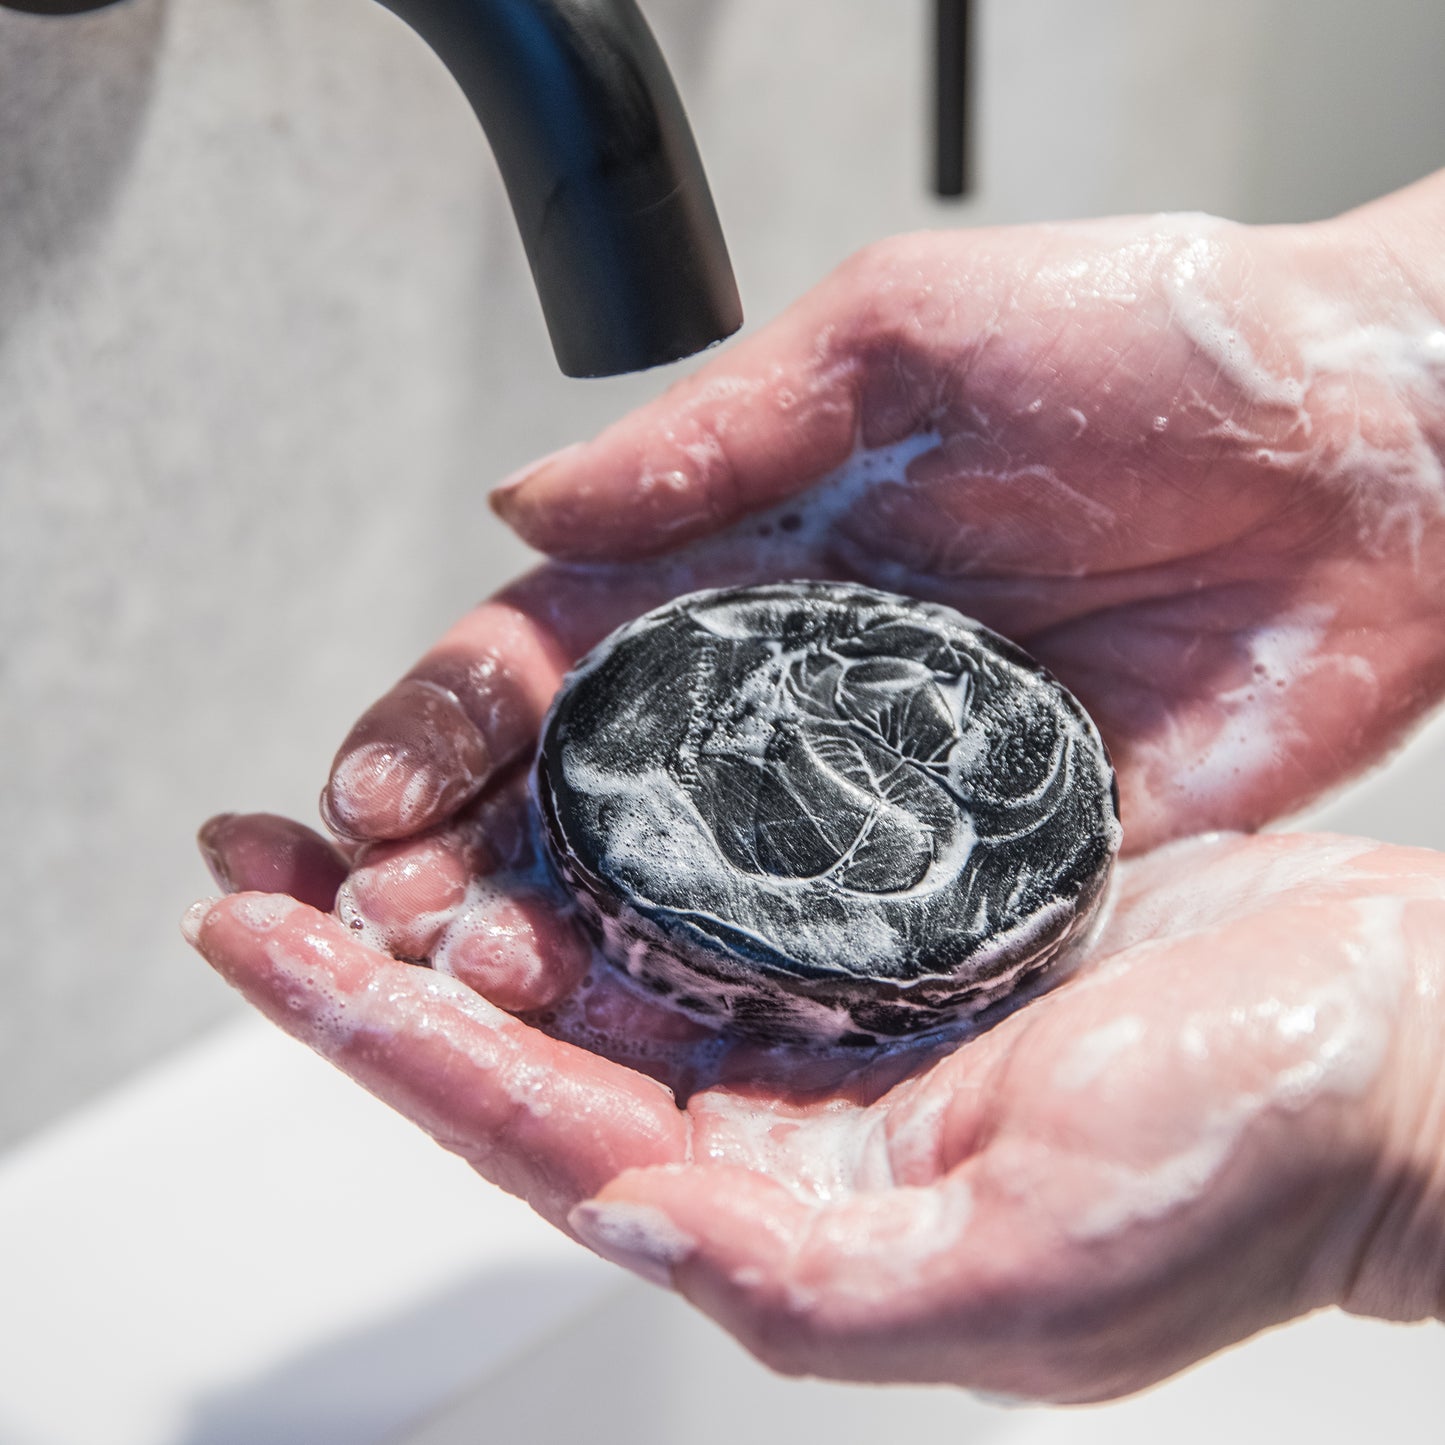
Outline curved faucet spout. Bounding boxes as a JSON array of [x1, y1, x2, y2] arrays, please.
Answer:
[[377, 0, 743, 376], [2, 0, 743, 376]]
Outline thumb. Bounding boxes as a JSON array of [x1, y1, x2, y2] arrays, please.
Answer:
[[568, 1162, 979, 1383]]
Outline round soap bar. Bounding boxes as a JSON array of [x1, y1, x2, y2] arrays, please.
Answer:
[[533, 581, 1121, 1044]]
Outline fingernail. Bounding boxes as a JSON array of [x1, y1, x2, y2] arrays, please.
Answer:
[[180, 898, 220, 947], [491, 442, 585, 513], [568, 1200, 696, 1288], [323, 683, 491, 842], [197, 814, 237, 891]]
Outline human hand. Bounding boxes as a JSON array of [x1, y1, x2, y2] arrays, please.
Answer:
[[187, 821, 1445, 1401], [187, 182, 1445, 1399], [466, 194, 1445, 852]]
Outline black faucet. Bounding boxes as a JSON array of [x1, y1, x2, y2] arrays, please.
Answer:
[[2, 0, 744, 377]]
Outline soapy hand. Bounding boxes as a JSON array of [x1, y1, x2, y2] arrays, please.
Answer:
[[187, 822, 1445, 1401], [317, 191, 1445, 858], [468, 195, 1445, 854], [185, 183, 1445, 1399]]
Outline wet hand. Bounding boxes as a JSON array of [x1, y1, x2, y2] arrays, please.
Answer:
[[186, 822, 1445, 1401], [465, 208, 1445, 852], [185, 190, 1445, 1399]]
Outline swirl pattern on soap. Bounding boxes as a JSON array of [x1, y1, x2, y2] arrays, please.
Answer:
[[677, 602, 1079, 901], [534, 582, 1122, 1040]]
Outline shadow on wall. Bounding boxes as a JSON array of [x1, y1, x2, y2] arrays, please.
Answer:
[[0, 0, 167, 339]]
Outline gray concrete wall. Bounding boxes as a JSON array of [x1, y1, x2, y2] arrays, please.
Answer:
[[3, 0, 1444, 1149]]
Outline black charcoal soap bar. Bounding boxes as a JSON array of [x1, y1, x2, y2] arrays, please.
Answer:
[[534, 581, 1121, 1044]]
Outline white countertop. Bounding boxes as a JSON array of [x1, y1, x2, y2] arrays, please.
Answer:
[[0, 1018, 618, 1445], [3, 1016, 1441, 1445]]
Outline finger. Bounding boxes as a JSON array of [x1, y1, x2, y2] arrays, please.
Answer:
[[183, 894, 689, 1228], [336, 827, 481, 963], [321, 552, 830, 844], [432, 882, 595, 1015], [489, 260, 876, 561], [320, 573, 580, 843], [541, 965, 725, 1102], [197, 813, 350, 912], [334, 774, 526, 961], [336, 775, 596, 1012], [340, 829, 596, 1014], [569, 1164, 978, 1383]]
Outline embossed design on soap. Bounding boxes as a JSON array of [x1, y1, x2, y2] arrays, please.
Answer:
[[534, 581, 1122, 1045]]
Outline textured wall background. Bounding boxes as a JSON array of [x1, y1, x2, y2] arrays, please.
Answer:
[[2, 0, 1444, 1150]]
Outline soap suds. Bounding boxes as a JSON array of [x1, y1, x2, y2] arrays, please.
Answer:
[[180, 897, 218, 946], [1072, 1121, 1241, 1240], [1165, 603, 1357, 808], [1160, 232, 1445, 560], [1092, 832, 1379, 958], [1052, 1015, 1146, 1092], [782, 1179, 976, 1316], [691, 1094, 896, 1205], [233, 894, 302, 932], [1068, 891, 1409, 1242], [329, 742, 410, 823]]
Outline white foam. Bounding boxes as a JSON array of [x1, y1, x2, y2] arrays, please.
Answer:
[[1067, 889, 1411, 1242], [430, 876, 542, 993], [1093, 832, 1378, 957], [333, 883, 395, 955], [783, 1178, 976, 1315], [1161, 227, 1308, 415], [1072, 1116, 1241, 1240], [1166, 605, 1335, 806], [1052, 1015, 1146, 1092], [328, 739, 464, 838], [691, 1093, 895, 1205], [180, 898, 217, 946], [1162, 245, 1445, 560], [232, 895, 302, 933], [1295, 310, 1445, 400]]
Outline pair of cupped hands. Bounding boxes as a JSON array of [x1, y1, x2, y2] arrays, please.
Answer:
[[186, 191, 1445, 1403]]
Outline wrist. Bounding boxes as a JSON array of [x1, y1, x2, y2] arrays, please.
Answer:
[[1266, 176, 1445, 638], [1312, 173, 1445, 475], [1338, 895, 1445, 1323], [1336, 169, 1445, 330]]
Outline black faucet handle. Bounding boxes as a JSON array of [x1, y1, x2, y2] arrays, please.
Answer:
[[934, 0, 975, 199]]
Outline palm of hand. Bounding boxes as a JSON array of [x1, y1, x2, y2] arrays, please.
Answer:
[[493, 214, 1445, 852], [634, 830, 1429, 1403], [193, 806, 1440, 1401], [190, 211, 1445, 1400]]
